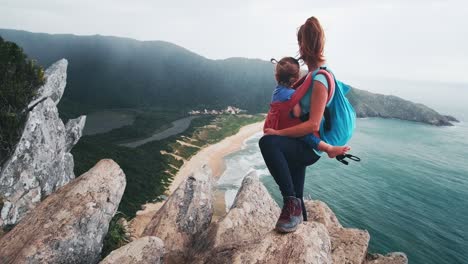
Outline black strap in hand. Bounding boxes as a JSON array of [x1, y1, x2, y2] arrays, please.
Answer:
[[336, 154, 361, 165]]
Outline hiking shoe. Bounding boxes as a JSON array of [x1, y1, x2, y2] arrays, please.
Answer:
[[275, 196, 303, 233]]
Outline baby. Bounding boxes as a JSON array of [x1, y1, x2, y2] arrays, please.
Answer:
[[270, 57, 350, 158]]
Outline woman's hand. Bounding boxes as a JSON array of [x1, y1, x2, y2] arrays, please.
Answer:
[[264, 128, 283, 136]]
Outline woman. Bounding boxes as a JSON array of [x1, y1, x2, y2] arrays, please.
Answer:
[[259, 16, 331, 233]]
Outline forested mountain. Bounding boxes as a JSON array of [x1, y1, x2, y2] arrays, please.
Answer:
[[0, 29, 274, 116], [0, 29, 457, 125]]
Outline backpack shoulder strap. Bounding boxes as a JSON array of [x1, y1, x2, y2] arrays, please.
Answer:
[[316, 67, 335, 106]]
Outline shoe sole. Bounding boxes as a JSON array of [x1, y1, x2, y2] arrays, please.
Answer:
[[275, 219, 303, 233]]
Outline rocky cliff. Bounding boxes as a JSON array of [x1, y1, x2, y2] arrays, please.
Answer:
[[0, 59, 86, 228], [348, 87, 458, 126], [0, 159, 126, 263], [0, 158, 407, 264], [106, 169, 408, 264]]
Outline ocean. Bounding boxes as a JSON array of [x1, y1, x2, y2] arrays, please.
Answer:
[[217, 81, 468, 264]]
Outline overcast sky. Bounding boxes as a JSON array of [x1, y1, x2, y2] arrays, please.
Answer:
[[1, 0, 467, 83]]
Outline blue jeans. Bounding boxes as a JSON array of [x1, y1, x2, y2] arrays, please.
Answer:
[[259, 135, 320, 220]]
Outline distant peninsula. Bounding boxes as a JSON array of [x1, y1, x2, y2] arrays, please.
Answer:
[[347, 87, 459, 126]]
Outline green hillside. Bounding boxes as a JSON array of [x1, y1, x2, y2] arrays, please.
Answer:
[[0, 29, 274, 118]]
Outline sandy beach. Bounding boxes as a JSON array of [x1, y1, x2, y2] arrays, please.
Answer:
[[129, 121, 264, 238]]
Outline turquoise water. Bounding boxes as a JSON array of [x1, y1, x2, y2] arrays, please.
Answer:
[[218, 118, 468, 264]]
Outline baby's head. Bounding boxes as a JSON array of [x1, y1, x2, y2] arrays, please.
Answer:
[[273, 57, 300, 87]]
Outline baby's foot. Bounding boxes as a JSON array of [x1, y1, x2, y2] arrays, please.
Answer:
[[327, 146, 351, 158]]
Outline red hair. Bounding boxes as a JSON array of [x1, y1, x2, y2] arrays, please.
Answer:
[[297, 17, 325, 68]]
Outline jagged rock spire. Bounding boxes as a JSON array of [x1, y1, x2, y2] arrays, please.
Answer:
[[0, 59, 86, 228]]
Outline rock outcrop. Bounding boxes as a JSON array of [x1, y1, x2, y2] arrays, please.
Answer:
[[348, 87, 458, 126], [199, 222, 332, 264], [193, 172, 280, 252], [100, 236, 165, 264], [121, 170, 407, 264], [142, 164, 214, 263], [190, 174, 333, 263], [27, 59, 67, 109], [365, 253, 409, 264], [305, 200, 371, 264], [130, 170, 407, 264], [0, 159, 125, 264], [0, 59, 86, 228]]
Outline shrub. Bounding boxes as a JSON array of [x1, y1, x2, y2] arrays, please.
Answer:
[[101, 212, 130, 259]]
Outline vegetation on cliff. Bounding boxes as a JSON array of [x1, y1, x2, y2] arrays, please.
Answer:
[[0, 37, 44, 165]]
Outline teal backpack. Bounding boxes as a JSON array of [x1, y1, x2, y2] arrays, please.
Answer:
[[302, 67, 359, 164], [319, 69, 356, 146]]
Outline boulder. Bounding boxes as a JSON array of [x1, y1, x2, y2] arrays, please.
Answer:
[[330, 228, 370, 264], [190, 173, 331, 264], [305, 200, 370, 264], [0, 59, 86, 228], [100, 236, 164, 264], [0, 159, 125, 264], [198, 222, 332, 264], [142, 164, 214, 263], [305, 200, 342, 231], [365, 252, 408, 264], [195, 171, 280, 251]]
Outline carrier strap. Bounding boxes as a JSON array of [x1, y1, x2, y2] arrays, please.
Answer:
[[288, 68, 335, 109]]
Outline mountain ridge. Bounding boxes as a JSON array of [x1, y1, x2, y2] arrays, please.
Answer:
[[0, 28, 457, 126]]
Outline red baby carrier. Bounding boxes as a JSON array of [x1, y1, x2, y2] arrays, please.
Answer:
[[263, 67, 361, 166], [263, 68, 335, 138]]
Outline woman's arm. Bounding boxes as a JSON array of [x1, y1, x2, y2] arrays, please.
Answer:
[[265, 81, 328, 137]]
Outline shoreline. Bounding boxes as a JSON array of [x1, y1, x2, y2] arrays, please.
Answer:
[[128, 121, 264, 238]]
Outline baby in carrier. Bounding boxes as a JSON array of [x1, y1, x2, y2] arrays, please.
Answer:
[[270, 57, 350, 158]]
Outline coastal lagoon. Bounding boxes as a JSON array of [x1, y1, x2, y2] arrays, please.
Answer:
[[83, 110, 135, 135], [120, 116, 198, 148], [219, 118, 467, 264]]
